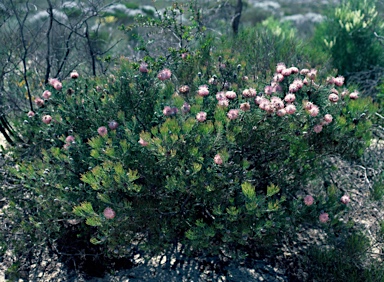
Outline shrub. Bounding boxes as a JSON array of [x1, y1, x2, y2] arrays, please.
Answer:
[[1, 3, 380, 278]]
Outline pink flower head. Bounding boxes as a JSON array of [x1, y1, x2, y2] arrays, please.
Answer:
[[103, 207, 116, 219], [304, 195, 314, 206], [341, 89, 349, 98], [293, 78, 304, 89], [181, 52, 188, 60], [208, 77, 218, 85], [240, 102, 251, 111], [326, 76, 335, 84], [138, 137, 149, 147], [289, 83, 299, 93], [255, 96, 264, 105], [157, 68, 172, 81], [284, 94, 296, 103], [108, 120, 119, 130], [48, 78, 60, 87], [227, 109, 239, 120], [273, 73, 284, 82], [307, 69, 317, 80], [218, 99, 229, 107], [27, 111, 35, 117], [271, 82, 283, 92], [242, 88, 257, 98], [349, 90, 359, 100], [328, 93, 339, 103], [264, 85, 274, 95], [42, 90, 52, 100], [35, 97, 44, 107], [323, 114, 333, 124], [330, 88, 339, 95], [270, 96, 284, 110], [42, 115, 52, 124], [225, 91, 237, 100], [214, 154, 223, 165], [179, 85, 190, 94], [97, 126, 108, 137], [70, 70, 79, 79], [197, 85, 209, 97], [289, 67, 299, 74], [264, 103, 274, 114], [163, 106, 173, 116], [340, 195, 350, 204], [65, 135, 75, 143], [258, 99, 270, 110], [139, 63, 148, 73], [300, 68, 310, 76], [216, 91, 226, 101], [196, 111, 207, 122], [319, 212, 329, 223], [308, 105, 319, 117], [285, 104, 296, 115], [181, 102, 191, 114], [334, 76, 345, 87], [281, 68, 292, 76], [276, 62, 286, 73], [304, 102, 314, 111], [313, 124, 323, 133], [303, 78, 310, 85], [276, 108, 287, 117]]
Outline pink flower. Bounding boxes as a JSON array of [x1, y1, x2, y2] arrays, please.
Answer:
[[341, 90, 349, 98], [218, 99, 229, 107], [289, 83, 299, 93], [163, 106, 173, 116], [334, 76, 345, 87], [179, 85, 190, 94], [313, 124, 323, 133], [42, 115, 52, 124], [304, 102, 314, 111], [216, 92, 226, 101], [197, 85, 209, 97], [281, 68, 292, 76], [319, 212, 329, 223], [307, 69, 317, 80], [227, 109, 239, 120], [270, 96, 284, 110], [300, 68, 310, 75], [304, 195, 314, 206], [208, 77, 218, 85], [157, 68, 172, 81], [285, 104, 296, 115], [289, 67, 299, 74], [225, 91, 237, 100], [53, 82, 62, 91], [42, 90, 52, 100], [340, 195, 350, 204], [138, 137, 149, 147], [271, 82, 283, 92], [276, 62, 286, 73], [264, 85, 273, 95], [214, 154, 223, 165], [181, 102, 191, 114], [330, 88, 339, 94], [97, 126, 108, 136], [308, 105, 319, 117], [255, 96, 264, 105], [139, 63, 148, 73], [273, 73, 284, 82], [284, 94, 296, 103], [103, 207, 116, 219], [70, 70, 79, 79], [35, 97, 44, 107], [349, 91, 359, 100], [65, 135, 75, 143], [108, 120, 119, 130], [328, 93, 339, 103], [181, 53, 188, 59], [242, 88, 257, 98], [276, 108, 287, 117], [240, 102, 251, 111], [48, 78, 60, 86], [196, 111, 207, 122], [27, 111, 35, 117], [323, 114, 333, 124]]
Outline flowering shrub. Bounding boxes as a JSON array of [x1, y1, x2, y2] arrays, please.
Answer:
[[2, 52, 378, 267]]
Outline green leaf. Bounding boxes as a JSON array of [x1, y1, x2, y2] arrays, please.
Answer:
[[267, 183, 280, 197], [97, 193, 112, 204], [242, 182, 256, 200], [127, 169, 140, 182], [73, 201, 97, 217], [86, 216, 102, 226], [90, 237, 103, 245]]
